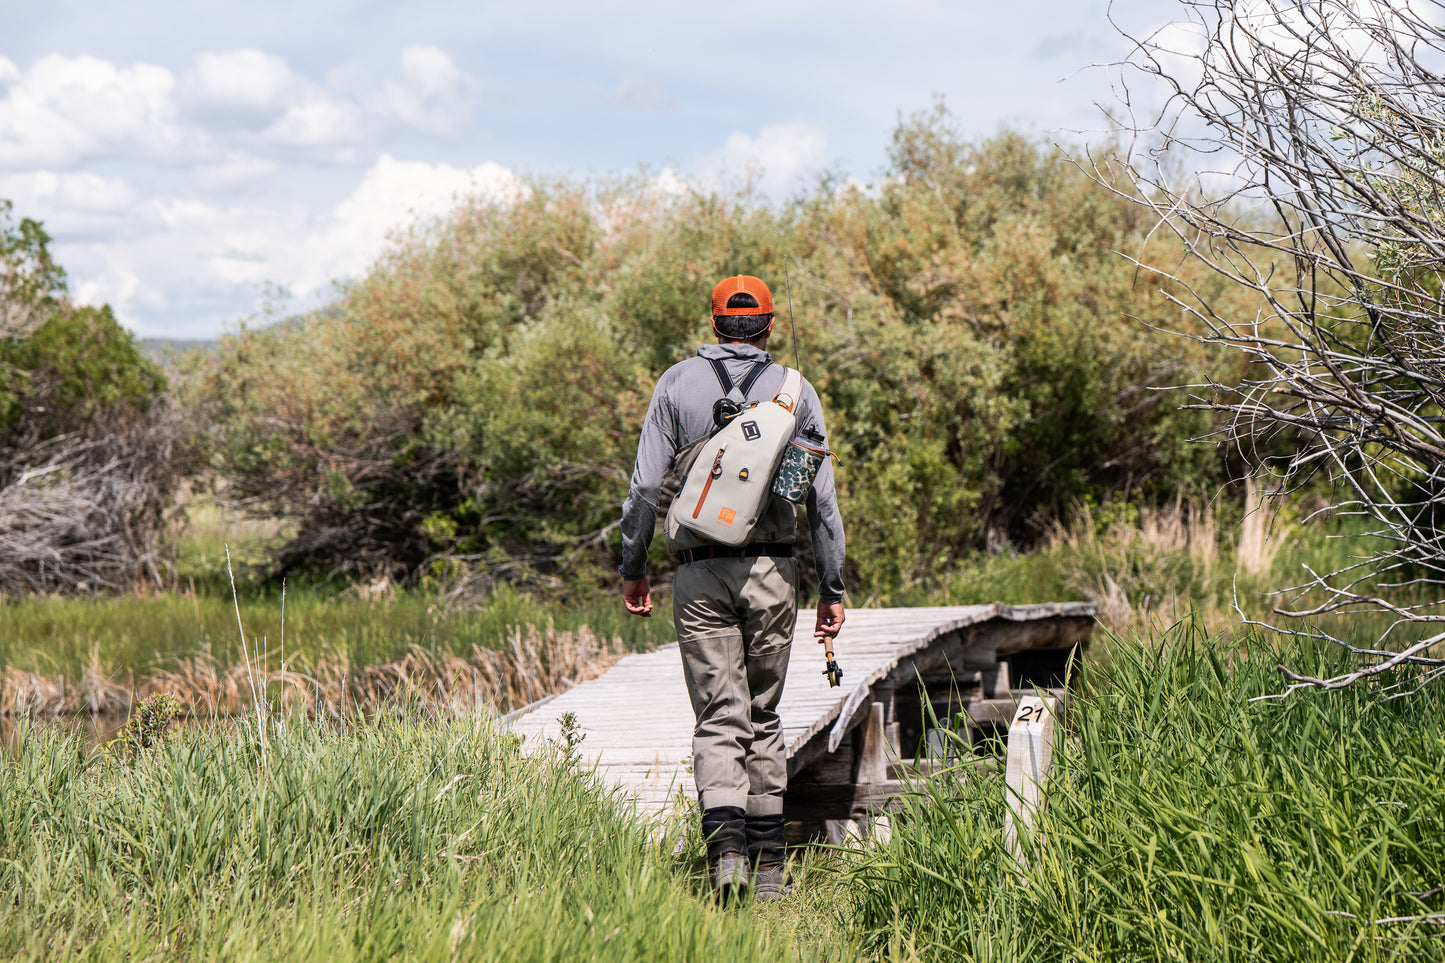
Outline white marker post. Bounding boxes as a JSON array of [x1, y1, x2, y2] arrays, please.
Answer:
[[1002, 694, 1058, 865]]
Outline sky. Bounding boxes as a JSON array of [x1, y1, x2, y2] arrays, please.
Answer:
[[0, 0, 1193, 339]]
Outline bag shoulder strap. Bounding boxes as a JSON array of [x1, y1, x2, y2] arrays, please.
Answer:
[[707, 357, 772, 403], [773, 367, 803, 412], [706, 357, 735, 399], [737, 360, 772, 398]]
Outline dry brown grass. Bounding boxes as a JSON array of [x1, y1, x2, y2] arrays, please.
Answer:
[[1044, 498, 1235, 634], [0, 623, 625, 719], [1236, 475, 1286, 576]]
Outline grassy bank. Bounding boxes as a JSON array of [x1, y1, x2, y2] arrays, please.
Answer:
[[8, 576, 1445, 958], [0, 491, 674, 684], [847, 623, 1445, 961], [4, 503, 1427, 720], [0, 583, 677, 683], [11, 622, 1442, 961], [0, 711, 858, 962]]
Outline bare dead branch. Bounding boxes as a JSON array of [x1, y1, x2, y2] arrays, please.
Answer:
[[0, 400, 197, 594], [1108, 1, 1445, 693]]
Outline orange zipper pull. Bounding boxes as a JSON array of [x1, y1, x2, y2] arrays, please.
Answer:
[[692, 449, 725, 519]]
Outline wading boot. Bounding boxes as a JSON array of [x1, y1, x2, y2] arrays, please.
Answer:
[[746, 812, 794, 901], [702, 806, 748, 900]]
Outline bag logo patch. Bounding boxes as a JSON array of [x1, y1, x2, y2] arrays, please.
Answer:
[[718, 507, 737, 525], [741, 421, 761, 441]]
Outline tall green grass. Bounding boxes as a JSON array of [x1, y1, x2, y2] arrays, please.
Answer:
[[0, 583, 677, 680], [0, 711, 853, 961], [0, 490, 674, 682], [847, 622, 1445, 961]]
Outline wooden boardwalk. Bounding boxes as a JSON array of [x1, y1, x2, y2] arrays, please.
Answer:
[[506, 603, 1094, 825]]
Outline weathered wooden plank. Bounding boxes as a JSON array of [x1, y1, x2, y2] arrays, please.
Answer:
[[504, 603, 1093, 821]]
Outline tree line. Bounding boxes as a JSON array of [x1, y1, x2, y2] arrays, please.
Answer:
[[2, 108, 1261, 600]]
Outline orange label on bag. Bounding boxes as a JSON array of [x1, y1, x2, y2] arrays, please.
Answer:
[[717, 507, 737, 525]]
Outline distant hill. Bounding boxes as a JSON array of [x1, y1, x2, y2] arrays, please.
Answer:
[[138, 311, 328, 369], [139, 338, 219, 369]]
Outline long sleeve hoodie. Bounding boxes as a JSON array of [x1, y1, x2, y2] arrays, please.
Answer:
[[618, 343, 846, 603]]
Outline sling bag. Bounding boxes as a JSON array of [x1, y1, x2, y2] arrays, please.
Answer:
[[667, 361, 803, 547]]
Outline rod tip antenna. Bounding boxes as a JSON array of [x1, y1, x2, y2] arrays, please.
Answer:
[[783, 254, 801, 372]]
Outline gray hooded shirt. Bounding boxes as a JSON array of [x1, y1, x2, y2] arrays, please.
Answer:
[[618, 343, 846, 603]]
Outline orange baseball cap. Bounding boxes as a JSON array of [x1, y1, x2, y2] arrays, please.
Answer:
[[711, 275, 774, 316]]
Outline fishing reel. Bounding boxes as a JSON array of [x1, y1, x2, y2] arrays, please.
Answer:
[[822, 644, 843, 688], [712, 397, 741, 430]]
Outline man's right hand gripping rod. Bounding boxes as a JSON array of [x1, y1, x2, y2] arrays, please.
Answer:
[[816, 601, 844, 687]]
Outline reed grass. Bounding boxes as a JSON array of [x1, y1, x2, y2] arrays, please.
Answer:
[[0, 625, 625, 720], [0, 710, 859, 961], [0, 583, 675, 689], [846, 620, 1445, 961], [931, 506, 1431, 652]]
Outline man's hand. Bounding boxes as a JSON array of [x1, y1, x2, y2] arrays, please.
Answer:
[[814, 601, 845, 642], [622, 576, 652, 617]]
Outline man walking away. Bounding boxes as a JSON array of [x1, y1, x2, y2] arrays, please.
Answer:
[[618, 274, 846, 901]]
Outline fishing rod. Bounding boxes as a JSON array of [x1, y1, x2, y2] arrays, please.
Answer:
[[782, 255, 802, 374], [823, 640, 842, 688], [783, 256, 843, 689]]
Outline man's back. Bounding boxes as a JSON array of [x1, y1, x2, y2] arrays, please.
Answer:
[[617, 274, 845, 901], [620, 343, 843, 581]]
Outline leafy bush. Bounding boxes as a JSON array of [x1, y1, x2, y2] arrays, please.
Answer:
[[0, 303, 166, 445], [792, 112, 1257, 589], [0, 215, 195, 594], [196, 109, 1253, 598], [197, 180, 783, 589], [106, 693, 184, 760]]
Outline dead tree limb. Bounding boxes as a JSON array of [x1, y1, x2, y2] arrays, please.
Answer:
[[1108, 0, 1445, 689], [0, 400, 196, 594]]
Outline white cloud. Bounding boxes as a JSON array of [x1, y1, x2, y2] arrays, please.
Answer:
[[73, 265, 146, 316], [191, 153, 279, 192], [1144, 19, 1210, 98], [0, 45, 497, 337], [702, 123, 828, 198], [0, 170, 139, 238], [0, 54, 189, 169], [263, 93, 367, 149], [374, 46, 479, 135], [184, 49, 299, 124], [301, 154, 524, 290], [0, 47, 482, 171], [29, 170, 137, 213], [650, 168, 688, 198], [43, 156, 524, 337]]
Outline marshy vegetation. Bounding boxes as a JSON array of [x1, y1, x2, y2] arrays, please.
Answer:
[[847, 625, 1445, 961], [4, 25, 1445, 953], [0, 710, 860, 961], [6, 622, 1442, 961]]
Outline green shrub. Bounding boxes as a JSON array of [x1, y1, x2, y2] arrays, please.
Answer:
[[106, 693, 184, 760], [0, 303, 167, 443], [195, 109, 1252, 599], [0, 207, 192, 595], [1, 201, 159, 442]]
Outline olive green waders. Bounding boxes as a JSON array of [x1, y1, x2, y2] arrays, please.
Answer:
[[673, 555, 798, 817]]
